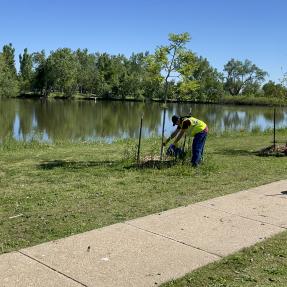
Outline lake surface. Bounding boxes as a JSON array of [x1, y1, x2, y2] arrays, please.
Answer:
[[1, 98, 287, 142]]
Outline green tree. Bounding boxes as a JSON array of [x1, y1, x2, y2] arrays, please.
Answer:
[[116, 52, 153, 100], [19, 48, 33, 93], [147, 32, 199, 158], [94, 53, 132, 99], [262, 81, 287, 98], [46, 48, 79, 96], [147, 32, 199, 101], [190, 56, 224, 101], [224, 59, 267, 95], [2, 43, 17, 78], [32, 50, 48, 96], [75, 49, 97, 94], [94, 53, 115, 98], [0, 53, 19, 97]]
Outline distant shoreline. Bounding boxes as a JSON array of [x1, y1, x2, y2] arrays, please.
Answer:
[[9, 93, 287, 107]]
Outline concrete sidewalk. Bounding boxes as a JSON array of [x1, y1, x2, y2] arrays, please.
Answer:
[[1, 180, 287, 287]]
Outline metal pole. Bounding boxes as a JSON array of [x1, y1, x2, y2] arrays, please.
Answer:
[[137, 115, 143, 165], [160, 107, 167, 160], [160, 81, 169, 161], [273, 108, 276, 148]]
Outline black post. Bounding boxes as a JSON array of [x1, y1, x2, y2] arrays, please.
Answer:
[[160, 81, 169, 161], [273, 108, 276, 148], [160, 107, 167, 160], [137, 115, 143, 165]]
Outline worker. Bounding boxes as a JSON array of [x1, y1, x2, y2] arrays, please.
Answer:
[[163, 114, 208, 167]]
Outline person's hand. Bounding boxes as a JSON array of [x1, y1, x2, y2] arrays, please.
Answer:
[[162, 138, 169, 146]]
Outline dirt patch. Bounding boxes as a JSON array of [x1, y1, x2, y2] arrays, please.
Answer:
[[136, 155, 176, 169], [257, 145, 287, 157]]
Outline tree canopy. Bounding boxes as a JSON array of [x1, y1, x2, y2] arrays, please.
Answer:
[[224, 59, 268, 96], [0, 35, 282, 101]]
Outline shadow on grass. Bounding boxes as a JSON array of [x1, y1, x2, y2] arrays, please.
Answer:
[[38, 160, 120, 170], [214, 148, 256, 156]]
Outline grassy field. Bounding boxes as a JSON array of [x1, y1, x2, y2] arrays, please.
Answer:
[[0, 130, 287, 259]]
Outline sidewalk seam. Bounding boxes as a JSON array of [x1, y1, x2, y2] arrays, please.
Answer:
[[18, 250, 88, 287], [125, 222, 222, 259]]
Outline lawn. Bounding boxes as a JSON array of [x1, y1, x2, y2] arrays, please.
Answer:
[[1, 129, 287, 256]]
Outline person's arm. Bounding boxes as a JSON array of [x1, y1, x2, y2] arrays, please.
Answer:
[[163, 128, 180, 146], [173, 129, 185, 146]]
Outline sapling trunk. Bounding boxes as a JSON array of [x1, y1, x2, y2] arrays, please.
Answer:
[[137, 115, 143, 165]]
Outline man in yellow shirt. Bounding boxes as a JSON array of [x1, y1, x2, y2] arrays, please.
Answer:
[[163, 115, 208, 167]]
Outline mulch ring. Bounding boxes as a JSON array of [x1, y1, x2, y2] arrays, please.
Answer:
[[135, 155, 177, 169], [257, 145, 287, 157]]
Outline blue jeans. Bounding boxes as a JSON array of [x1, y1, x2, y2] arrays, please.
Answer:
[[191, 131, 207, 166]]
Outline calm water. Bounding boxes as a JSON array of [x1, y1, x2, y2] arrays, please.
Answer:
[[1, 98, 287, 142]]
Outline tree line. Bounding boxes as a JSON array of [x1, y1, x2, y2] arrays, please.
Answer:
[[0, 33, 286, 101]]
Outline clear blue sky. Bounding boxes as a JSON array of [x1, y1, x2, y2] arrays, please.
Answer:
[[1, 0, 286, 82]]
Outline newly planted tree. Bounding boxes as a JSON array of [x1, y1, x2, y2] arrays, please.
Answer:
[[147, 32, 199, 159]]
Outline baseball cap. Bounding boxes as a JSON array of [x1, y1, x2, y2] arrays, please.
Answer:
[[172, 115, 179, 126]]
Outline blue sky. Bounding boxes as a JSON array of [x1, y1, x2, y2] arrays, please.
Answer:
[[1, 0, 286, 82]]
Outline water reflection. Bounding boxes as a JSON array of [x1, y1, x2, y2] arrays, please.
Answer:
[[0, 98, 287, 142]]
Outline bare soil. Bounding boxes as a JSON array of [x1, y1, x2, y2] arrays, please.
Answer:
[[258, 145, 287, 157]]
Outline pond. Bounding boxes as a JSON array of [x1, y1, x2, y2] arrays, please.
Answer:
[[1, 98, 287, 142]]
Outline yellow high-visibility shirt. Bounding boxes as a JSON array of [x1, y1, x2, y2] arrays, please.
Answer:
[[179, 117, 207, 136]]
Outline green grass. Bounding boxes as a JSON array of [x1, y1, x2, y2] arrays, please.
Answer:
[[0, 130, 287, 256], [161, 230, 287, 287]]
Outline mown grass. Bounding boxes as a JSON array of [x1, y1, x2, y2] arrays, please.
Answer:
[[161, 230, 287, 287], [0, 130, 287, 256]]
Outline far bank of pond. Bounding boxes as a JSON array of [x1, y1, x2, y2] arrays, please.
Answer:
[[17, 92, 287, 107]]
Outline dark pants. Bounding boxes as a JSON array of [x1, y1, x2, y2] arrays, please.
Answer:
[[191, 131, 207, 166]]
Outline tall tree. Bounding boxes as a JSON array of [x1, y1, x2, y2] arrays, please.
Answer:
[[224, 59, 267, 95], [190, 56, 224, 101], [32, 50, 47, 95], [2, 43, 17, 78], [94, 53, 115, 98], [0, 53, 19, 97], [75, 49, 97, 94], [46, 48, 79, 96], [19, 48, 33, 92]]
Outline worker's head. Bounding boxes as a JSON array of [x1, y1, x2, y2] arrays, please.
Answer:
[[172, 115, 180, 126]]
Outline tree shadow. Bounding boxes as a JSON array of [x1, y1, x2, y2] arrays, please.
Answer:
[[38, 160, 119, 170]]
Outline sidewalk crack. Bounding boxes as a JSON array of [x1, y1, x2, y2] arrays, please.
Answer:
[[125, 222, 222, 259], [18, 251, 88, 287]]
